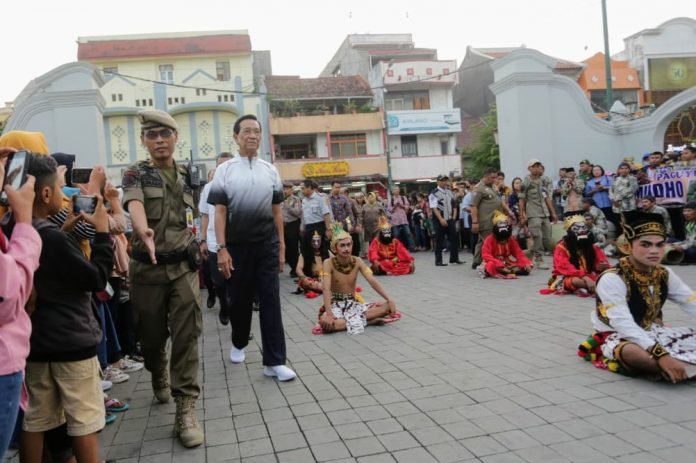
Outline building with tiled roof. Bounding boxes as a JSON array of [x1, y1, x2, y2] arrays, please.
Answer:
[[577, 52, 643, 113], [77, 30, 270, 171]]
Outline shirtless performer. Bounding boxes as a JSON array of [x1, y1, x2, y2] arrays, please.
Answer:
[[313, 223, 401, 335]]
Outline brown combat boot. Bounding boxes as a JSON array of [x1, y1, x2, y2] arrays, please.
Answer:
[[174, 396, 204, 448], [152, 368, 171, 404]]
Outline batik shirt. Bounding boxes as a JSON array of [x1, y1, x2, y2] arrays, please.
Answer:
[[609, 175, 638, 213], [587, 205, 608, 237]]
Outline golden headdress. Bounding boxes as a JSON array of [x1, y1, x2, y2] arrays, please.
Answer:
[[378, 215, 391, 231], [330, 221, 352, 253], [563, 211, 585, 230], [492, 210, 508, 226]]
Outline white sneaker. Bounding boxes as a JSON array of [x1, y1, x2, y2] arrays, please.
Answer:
[[229, 347, 245, 363], [104, 366, 130, 384], [263, 365, 297, 382], [102, 380, 113, 392], [115, 357, 144, 373]]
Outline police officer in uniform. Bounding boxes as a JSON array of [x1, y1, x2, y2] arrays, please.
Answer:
[[471, 167, 505, 267], [121, 110, 203, 448]]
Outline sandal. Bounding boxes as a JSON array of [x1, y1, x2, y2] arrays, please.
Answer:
[[105, 397, 129, 413], [105, 413, 117, 425], [311, 325, 324, 335], [383, 311, 403, 323]]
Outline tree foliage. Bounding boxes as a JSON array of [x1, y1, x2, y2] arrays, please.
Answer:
[[461, 106, 500, 179]]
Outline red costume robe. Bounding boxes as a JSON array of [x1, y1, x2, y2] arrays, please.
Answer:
[[550, 240, 609, 291], [368, 238, 414, 275], [481, 235, 531, 277]]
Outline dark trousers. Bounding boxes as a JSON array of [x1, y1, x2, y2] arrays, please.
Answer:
[[392, 224, 414, 250], [433, 219, 459, 264], [200, 254, 215, 295], [109, 277, 137, 358], [302, 222, 329, 278], [208, 252, 232, 318], [284, 220, 301, 273], [350, 232, 361, 256], [226, 238, 286, 366]]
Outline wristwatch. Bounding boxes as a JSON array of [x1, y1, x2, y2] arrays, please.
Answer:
[[216, 244, 227, 252]]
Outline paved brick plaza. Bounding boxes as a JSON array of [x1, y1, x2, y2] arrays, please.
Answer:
[[7, 255, 696, 462]]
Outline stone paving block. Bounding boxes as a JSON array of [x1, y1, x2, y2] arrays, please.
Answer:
[[550, 441, 611, 461], [354, 405, 391, 422], [513, 446, 571, 463], [139, 438, 173, 456], [297, 413, 331, 431], [614, 428, 675, 451], [367, 418, 405, 435], [395, 413, 437, 430], [529, 405, 576, 423], [205, 442, 241, 462], [581, 434, 641, 457], [377, 431, 421, 452], [277, 447, 315, 463], [107, 443, 143, 460], [238, 437, 274, 459], [334, 422, 374, 440], [470, 414, 518, 434], [480, 452, 527, 463], [171, 448, 205, 463], [523, 424, 575, 445], [460, 436, 508, 457], [344, 436, 386, 457], [356, 454, 397, 463], [554, 418, 605, 439], [327, 409, 362, 426], [205, 429, 238, 447], [235, 424, 268, 442], [310, 441, 352, 462], [443, 420, 487, 440], [425, 441, 474, 462], [391, 447, 439, 463], [271, 432, 308, 453], [650, 446, 696, 462], [410, 426, 454, 446], [136, 453, 173, 463], [491, 430, 540, 451], [305, 427, 341, 446]]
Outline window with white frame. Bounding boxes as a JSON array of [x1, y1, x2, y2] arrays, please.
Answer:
[[401, 136, 418, 157], [216, 61, 231, 81], [159, 64, 174, 83]]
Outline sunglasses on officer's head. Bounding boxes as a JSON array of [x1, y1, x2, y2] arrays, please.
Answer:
[[143, 128, 175, 140]]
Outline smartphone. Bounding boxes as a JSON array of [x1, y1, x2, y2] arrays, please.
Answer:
[[73, 195, 98, 215], [71, 168, 93, 185], [1, 150, 31, 205]]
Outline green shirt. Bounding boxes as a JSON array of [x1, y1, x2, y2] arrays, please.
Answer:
[[519, 175, 552, 218]]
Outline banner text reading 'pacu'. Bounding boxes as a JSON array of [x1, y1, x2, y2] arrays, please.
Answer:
[[637, 166, 696, 205]]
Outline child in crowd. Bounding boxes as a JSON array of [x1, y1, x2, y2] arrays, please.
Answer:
[[19, 155, 113, 463]]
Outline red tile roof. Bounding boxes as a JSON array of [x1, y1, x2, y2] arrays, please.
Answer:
[[265, 76, 374, 99], [78, 34, 251, 61]]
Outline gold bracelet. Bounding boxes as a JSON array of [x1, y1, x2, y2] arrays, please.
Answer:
[[649, 343, 669, 359]]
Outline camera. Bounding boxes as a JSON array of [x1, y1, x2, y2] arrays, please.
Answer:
[[73, 195, 98, 215]]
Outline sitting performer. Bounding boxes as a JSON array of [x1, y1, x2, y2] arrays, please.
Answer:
[[295, 231, 325, 296], [477, 211, 532, 279], [313, 223, 401, 335], [544, 212, 610, 296], [367, 216, 415, 275], [578, 211, 696, 383]]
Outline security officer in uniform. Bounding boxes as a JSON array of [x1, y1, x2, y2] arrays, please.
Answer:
[[121, 110, 203, 448], [471, 167, 505, 267]]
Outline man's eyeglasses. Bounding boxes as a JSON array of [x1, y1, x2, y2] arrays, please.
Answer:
[[143, 128, 175, 140]]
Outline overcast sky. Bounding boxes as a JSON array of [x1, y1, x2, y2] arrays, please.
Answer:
[[2, 0, 693, 104]]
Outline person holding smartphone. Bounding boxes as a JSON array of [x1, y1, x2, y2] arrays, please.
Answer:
[[19, 155, 112, 463], [0, 148, 41, 461]]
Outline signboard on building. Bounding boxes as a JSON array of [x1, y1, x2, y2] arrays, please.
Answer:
[[648, 57, 696, 91], [386, 110, 462, 135], [302, 161, 349, 178]]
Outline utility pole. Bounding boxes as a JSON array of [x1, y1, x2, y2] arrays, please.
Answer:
[[601, 0, 614, 120]]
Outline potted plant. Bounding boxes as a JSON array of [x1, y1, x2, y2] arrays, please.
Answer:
[[343, 101, 358, 114]]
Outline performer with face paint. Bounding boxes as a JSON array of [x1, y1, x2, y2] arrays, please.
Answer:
[[477, 211, 532, 279], [367, 216, 415, 276], [544, 211, 611, 296]]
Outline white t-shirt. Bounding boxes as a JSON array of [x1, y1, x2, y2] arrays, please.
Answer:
[[198, 182, 218, 251]]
